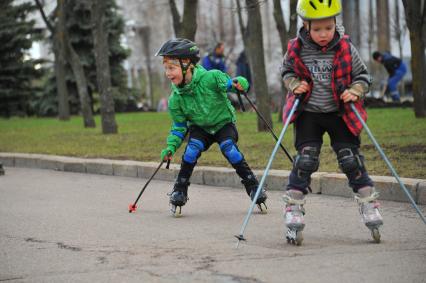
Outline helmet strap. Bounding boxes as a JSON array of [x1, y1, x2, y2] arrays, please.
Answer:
[[178, 59, 187, 88]]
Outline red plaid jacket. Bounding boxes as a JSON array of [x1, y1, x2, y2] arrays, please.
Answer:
[[282, 36, 367, 136]]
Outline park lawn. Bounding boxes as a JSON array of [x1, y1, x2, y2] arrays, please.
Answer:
[[0, 108, 425, 179]]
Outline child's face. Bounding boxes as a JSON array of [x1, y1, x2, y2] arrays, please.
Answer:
[[306, 18, 336, 47], [163, 62, 183, 85]]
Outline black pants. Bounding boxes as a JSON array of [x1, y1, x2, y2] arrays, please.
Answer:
[[176, 123, 255, 186], [288, 111, 373, 193]]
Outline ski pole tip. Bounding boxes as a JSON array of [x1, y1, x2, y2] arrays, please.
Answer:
[[234, 234, 246, 242], [128, 204, 137, 213]]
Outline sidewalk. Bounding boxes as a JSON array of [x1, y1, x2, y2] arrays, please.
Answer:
[[1, 152, 425, 204]]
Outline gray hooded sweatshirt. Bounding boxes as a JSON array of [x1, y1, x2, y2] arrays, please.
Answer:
[[280, 24, 371, 113]]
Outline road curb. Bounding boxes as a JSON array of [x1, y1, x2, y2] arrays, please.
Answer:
[[1, 152, 425, 204]]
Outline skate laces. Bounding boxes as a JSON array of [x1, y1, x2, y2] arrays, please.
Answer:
[[354, 191, 380, 204], [282, 194, 306, 205]]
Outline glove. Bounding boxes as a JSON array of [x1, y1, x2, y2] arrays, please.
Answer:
[[160, 146, 175, 161], [286, 77, 302, 93], [232, 76, 250, 92], [347, 83, 368, 101]]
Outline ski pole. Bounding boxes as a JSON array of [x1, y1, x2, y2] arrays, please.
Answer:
[[128, 156, 171, 213], [350, 102, 426, 224], [233, 79, 246, 112], [235, 97, 301, 248], [236, 88, 293, 162]]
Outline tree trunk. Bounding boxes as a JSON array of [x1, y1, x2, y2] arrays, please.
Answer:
[[395, 0, 405, 96], [92, 0, 118, 134], [264, 1, 272, 61], [402, 0, 426, 117], [273, 0, 288, 123], [289, 0, 298, 38], [61, 0, 95, 128], [169, 0, 198, 41], [66, 40, 96, 127], [35, 0, 94, 126], [138, 26, 154, 110], [354, 2, 361, 47], [368, 0, 374, 72], [218, 0, 225, 40], [55, 0, 70, 121], [376, 0, 390, 51], [342, 0, 360, 46], [273, 0, 288, 54], [274, 0, 297, 122], [243, 0, 272, 131]]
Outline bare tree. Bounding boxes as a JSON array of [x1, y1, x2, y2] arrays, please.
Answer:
[[236, 0, 272, 131], [137, 26, 154, 110], [376, 0, 391, 51], [169, 0, 198, 40], [393, 0, 406, 96], [368, 0, 375, 72], [402, 0, 426, 117], [92, 0, 118, 134], [273, 0, 297, 122], [342, 0, 360, 47], [218, 0, 225, 40], [34, 0, 69, 121], [35, 0, 95, 127]]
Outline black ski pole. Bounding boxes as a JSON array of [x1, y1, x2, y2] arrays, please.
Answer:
[[238, 89, 293, 161], [128, 156, 171, 213], [237, 91, 245, 112], [235, 85, 312, 193], [349, 102, 426, 224]]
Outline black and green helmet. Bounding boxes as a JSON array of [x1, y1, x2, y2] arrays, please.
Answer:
[[155, 38, 200, 63]]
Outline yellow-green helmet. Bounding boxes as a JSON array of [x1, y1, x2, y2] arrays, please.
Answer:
[[297, 0, 342, 20]]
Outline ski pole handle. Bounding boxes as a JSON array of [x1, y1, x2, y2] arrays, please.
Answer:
[[166, 153, 172, 169], [233, 79, 245, 112]]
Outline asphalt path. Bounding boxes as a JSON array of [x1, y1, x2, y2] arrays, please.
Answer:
[[1, 167, 425, 283]]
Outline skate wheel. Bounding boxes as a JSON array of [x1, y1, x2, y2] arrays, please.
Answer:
[[257, 203, 268, 214], [295, 231, 303, 246], [286, 229, 303, 246], [371, 228, 381, 243], [170, 205, 182, 218]]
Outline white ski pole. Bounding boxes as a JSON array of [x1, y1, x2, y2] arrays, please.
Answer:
[[350, 103, 426, 224], [235, 98, 301, 248]]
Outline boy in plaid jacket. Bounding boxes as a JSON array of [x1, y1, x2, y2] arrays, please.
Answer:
[[280, 0, 383, 245]]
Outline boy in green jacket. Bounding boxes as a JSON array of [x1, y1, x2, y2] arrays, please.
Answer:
[[156, 38, 267, 217]]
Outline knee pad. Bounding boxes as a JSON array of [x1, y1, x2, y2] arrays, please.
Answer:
[[337, 148, 364, 176], [183, 138, 204, 164], [219, 139, 243, 164], [294, 146, 320, 181]]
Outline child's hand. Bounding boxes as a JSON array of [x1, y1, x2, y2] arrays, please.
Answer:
[[340, 90, 359, 103], [232, 77, 249, 92], [233, 82, 244, 91], [341, 84, 366, 103], [293, 80, 310, 95], [161, 146, 175, 161]]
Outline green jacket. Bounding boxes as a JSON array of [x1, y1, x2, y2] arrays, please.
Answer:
[[165, 65, 248, 152]]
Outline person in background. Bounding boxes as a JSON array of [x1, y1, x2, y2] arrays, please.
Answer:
[[372, 51, 407, 102], [201, 42, 227, 73]]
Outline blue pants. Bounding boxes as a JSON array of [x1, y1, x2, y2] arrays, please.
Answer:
[[388, 63, 407, 102]]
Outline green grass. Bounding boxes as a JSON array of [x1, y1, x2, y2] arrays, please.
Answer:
[[1, 108, 425, 178]]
